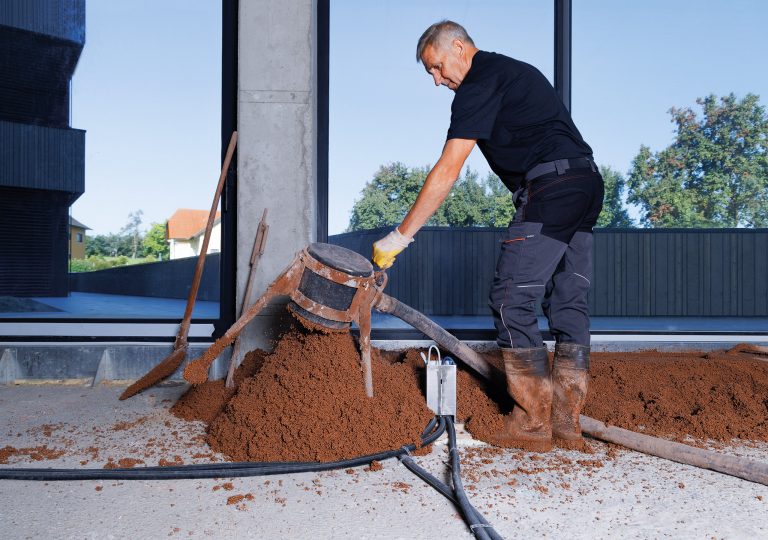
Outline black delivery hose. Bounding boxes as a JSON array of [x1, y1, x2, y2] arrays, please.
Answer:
[[399, 416, 504, 540], [0, 416, 504, 538], [0, 417, 444, 482]]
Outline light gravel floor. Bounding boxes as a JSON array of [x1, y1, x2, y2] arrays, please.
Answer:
[[0, 384, 766, 539]]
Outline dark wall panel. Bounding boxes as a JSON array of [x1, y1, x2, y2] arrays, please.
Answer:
[[69, 254, 221, 302], [0, 187, 69, 296], [330, 228, 768, 317], [0, 120, 85, 197], [0, 0, 85, 44]]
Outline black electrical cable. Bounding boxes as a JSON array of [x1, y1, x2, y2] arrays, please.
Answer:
[[398, 451, 504, 540], [446, 417, 494, 540], [398, 455, 504, 540], [0, 417, 445, 482]]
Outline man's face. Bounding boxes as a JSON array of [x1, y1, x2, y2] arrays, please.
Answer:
[[421, 40, 470, 91]]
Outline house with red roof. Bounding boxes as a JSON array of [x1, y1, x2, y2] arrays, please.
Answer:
[[166, 209, 221, 260]]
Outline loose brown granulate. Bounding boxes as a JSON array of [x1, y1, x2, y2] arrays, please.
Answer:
[[170, 350, 267, 424], [171, 327, 768, 461], [0, 445, 65, 464], [365, 460, 383, 472], [226, 493, 254, 505], [158, 456, 185, 467], [584, 350, 768, 442], [454, 348, 768, 447], [111, 416, 149, 431], [104, 457, 145, 469], [205, 329, 433, 463]]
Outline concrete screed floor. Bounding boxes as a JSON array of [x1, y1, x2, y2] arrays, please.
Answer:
[[0, 384, 767, 539]]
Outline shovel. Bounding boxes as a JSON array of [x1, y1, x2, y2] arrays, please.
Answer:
[[119, 131, 238, 400]]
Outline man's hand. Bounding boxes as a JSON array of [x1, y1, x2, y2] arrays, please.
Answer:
[[372, 228, 414, 269]]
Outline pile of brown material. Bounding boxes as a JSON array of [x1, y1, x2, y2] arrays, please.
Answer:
[[171, 350, 266, 425], [173, 332, 768, 459], [452, 348, 768, 446], [177, 328, 433, 463], [584, 350, 768, 442]]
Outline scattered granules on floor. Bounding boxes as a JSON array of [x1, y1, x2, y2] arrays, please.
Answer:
[[158, 455, 184, 467], [204, 328, 433, 463], [365, 460, 383, 472], [226, 493, 254, 505], [111, 416, 149, 431], [0, 445, 66, 464], [391, 481, 411, 493], [118, 457, 144, 468]]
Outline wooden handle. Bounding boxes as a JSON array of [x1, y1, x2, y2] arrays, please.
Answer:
[[175, 132, 238, 349]]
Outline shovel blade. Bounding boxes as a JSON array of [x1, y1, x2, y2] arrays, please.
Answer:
[[119, 347, 188, 400]]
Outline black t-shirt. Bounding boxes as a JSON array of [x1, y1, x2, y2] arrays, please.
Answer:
[[447, 50, 593, 192]]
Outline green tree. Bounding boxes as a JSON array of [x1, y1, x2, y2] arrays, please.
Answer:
[[85, 233, 133, 257], [347, 163, 429, 231], [120, 210, 145, 258], [481, 173, 516, 226], [627, 93, 768, 227], [143, 222, 170, 260], [596, 165, 633, 228], [440, 168, 488, 226], [348, 163, 499, 230]]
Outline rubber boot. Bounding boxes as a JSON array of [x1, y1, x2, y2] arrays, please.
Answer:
[[490, 347, 552, 452], [551, 343, 590, 451]]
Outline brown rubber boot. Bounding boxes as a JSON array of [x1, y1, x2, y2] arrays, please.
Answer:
[[490, 347, 552, 452], [551, 343, 590, 451]]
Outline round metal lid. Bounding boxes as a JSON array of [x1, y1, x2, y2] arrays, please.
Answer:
[[307, 243, 373, 277]]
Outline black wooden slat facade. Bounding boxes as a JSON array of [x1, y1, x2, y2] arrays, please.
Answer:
[[0, 120, 85, 196], [330, 227, 768, 317], [0, 1, 85, 296]]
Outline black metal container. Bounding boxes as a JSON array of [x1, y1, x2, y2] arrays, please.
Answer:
[[288, 243, 373, 330]]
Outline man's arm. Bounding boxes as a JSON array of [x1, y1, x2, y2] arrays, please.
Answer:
[[399, 138, 477, 237], [372, 138, 476, 269]]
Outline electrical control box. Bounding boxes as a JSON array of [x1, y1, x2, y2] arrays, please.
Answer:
[[426, 356, 457, 417]]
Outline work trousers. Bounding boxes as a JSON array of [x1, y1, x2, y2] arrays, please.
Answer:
[[489, 166, 604, 349]]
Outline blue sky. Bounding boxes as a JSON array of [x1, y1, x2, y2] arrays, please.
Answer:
[[70, 0, 221, 236], [71, 1, 768, 235]]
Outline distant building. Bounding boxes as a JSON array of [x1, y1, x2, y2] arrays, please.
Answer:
[[69, 216, 90, 259], [0, 0, 86, 296], [166, 209, 221, 260]]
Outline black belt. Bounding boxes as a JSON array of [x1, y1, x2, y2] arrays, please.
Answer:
[[524, 157, 596, 182]]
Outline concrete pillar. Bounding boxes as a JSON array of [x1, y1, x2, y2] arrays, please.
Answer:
[[236, 0, 319, 351], [0, 348, 22, 385]]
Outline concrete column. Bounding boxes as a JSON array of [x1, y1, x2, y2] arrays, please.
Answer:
[[236, 0, 318, 352]]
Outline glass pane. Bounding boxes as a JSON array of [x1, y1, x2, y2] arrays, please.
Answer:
[[329, 0, 554, 235], [0, 1, 222, 320], [573, 0, 768, 228]]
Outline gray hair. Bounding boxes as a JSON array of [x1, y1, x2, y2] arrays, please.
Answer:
[[416, 20, 475, 63]]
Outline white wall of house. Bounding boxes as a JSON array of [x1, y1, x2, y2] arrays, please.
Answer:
[[169, 221, 221, 260]]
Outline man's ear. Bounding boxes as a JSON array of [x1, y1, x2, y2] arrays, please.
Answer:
[[452, 39, 464, 57]]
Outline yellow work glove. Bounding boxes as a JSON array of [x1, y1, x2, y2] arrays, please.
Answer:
[[372, 228, 414, 269]]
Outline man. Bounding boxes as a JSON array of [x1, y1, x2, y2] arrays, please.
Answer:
[[372, 21, 603, 451]]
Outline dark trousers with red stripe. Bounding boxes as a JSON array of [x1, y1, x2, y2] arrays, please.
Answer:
[[489, 166, 604, 349]]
